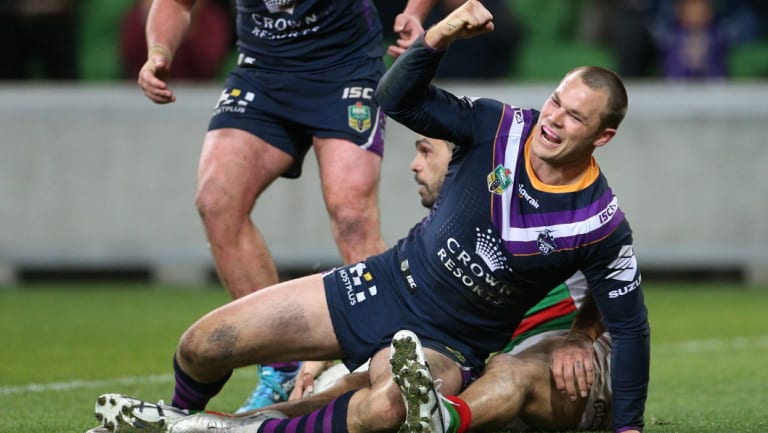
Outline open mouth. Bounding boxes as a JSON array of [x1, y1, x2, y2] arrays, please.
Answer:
[[541, 125, 562, 145]]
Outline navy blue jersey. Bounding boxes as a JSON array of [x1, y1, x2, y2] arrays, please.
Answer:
[[375, 37, 650, 431], [235, 0, 384, 71]]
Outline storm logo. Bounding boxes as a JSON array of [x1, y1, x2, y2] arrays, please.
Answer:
[[536, 228, 557, 255]]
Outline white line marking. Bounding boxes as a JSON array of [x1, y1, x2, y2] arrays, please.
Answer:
[[2, 336, 767, 395], [0, 374, 174, 395], [653, 335, 768, 353]]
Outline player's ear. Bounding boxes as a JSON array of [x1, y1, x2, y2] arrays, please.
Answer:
[[593, 128, 616, 148]]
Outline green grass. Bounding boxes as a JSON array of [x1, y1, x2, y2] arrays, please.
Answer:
[[1, 281, 767, 433]]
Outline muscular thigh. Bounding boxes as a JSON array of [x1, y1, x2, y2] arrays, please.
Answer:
[[315, 138, 382, 206], [190, 274, 343, 365], [308, 59, 387, 192], [197, 128, 293, 210]]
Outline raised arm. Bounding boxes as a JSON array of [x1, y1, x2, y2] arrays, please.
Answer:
[[423, 0, 494, 49], [375, 0, 499, 145], [138, 0, 196, 104]]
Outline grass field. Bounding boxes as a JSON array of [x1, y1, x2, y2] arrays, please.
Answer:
[[1, 281, 767, 433]]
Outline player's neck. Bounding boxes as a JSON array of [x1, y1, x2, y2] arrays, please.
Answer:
[[525, 140, 598, 190], [530, 158, 589, 186]]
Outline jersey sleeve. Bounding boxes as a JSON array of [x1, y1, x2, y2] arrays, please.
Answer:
[[581, 220, 650, 432], [375, 35, 483, 146]]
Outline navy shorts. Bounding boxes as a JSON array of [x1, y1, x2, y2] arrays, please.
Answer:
[[323, 253, 480, 386], [208, 58, 386, 178]]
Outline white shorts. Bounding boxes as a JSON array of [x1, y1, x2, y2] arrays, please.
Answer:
[[577, 333, 612, 430], [506, 333, 612, 431]]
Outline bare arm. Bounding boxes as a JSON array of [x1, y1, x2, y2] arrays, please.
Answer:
[[550, 292, 605, 401], [388, 0, 439, 58], [138, 0, 196, 103]]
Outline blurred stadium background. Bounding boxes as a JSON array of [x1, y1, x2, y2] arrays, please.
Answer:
[[2, 1, 768, 432], [2, 0, 768, 287], [2, 81, 768, 286]]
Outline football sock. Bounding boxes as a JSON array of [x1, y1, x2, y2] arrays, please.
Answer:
[[264, 361, 301, 372], [444, 396, 472, 433], [257, 390, 355, 433], [171, 354, 232, 411]]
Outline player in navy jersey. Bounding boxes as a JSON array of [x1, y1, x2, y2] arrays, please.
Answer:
[[282, 136, 614, 432], [400, 137, 614, 432], [83, 135, 613, 433], [90, 1, 647, 433], [137, 0, 436, 412], [373, 2, 648, 432]]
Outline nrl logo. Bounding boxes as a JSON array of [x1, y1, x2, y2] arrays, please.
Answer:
[[536, 228, 557, 255], [348, 102, 372, 133], [263, 0, 297, 13], [487, 164, 512, 195]]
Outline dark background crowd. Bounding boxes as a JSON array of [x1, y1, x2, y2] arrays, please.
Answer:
[[1, 0, 767, 82]]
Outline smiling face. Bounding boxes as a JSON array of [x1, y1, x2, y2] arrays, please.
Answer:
[[531, 70, 618, 184], [410, 136, 454, 208]]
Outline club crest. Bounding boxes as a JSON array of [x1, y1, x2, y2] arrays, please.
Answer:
[[487, 164, 512, 195]]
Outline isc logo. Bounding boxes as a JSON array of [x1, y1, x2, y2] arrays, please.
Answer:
[[598, 203, 617, 224], [342, 86, 374, 99]]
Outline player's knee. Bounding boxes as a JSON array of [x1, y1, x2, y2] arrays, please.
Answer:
[[195, 179, 250, 237], [353, 390, 405, 431], [177, 323, 237, 371], [485, 353, 525, 382], [195, 179, 228, 219], [328, 203, 377, 240], [379, 392, 406, 428]]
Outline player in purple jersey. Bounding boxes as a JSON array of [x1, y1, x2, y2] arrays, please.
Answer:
[[86, 2, 646, 433], [284, 136, 614, 432], [136, 0, 436, 412], [402, 137, 614, 432], [374, 2, 648, 432], [83, 132, 614, 433]]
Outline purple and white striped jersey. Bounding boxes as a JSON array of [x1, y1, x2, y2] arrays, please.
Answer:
[[373, 37, 650, 432]]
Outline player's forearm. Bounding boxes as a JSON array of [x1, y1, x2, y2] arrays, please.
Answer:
[[611, 329, 650, 432], [145, 0, 196, 61], [567, 293, 605, 343], [423, 17, 457, 50], [423, 0, 493, 50], [376, 36, 442, 118], [603, 300, 650, 431], [376, 35, 476, 145]]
